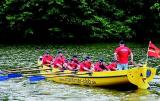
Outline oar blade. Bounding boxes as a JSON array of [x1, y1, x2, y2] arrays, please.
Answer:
[[8, 73, 23, 78], [29, 76, 46, 82], [0, 76, 9, 81]]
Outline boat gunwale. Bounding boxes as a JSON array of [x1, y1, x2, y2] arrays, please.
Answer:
[[52, 74, 127, 78]]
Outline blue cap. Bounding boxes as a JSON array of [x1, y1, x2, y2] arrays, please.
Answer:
[[99, 59, 104, 62], [73, 55, 78, 58], [84, 56, 91, 60], [45, 50, 49, 54], [57, 50, 62, 54]]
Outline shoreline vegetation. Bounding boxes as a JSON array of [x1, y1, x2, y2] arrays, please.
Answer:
[[0, 1, 159, 43]]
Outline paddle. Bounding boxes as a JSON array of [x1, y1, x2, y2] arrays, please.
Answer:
[[26, 70, 92, 80], [27, 72, 93, 82], [8, 73, 23, 78], [23, 71, 65, 76], [0, 74, 46, 82], [4, 68, 52, 73], [54, 72, 93, 77], [29, 76, 46, 82], [0, 76, 9, 81], [0, 73, 22, 81], [1, 68, 53, 79], [1, 66, 92, 82], [0, 70, 92, 82], [5, 68, 52, 73], [6, 65, 39, 71]]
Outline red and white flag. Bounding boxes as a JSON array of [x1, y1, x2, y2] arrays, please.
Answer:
[[148, 41, 160, 58]]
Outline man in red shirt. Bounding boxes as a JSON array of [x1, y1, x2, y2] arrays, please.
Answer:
[[42, 51, 54, 66], [79, 56, 94, 72], [114, 40, 133, 70], [67, 55, 79, 71], [53, 50, 66, 70], [106, 60, 117, 71], [94, 59, 108, 72]]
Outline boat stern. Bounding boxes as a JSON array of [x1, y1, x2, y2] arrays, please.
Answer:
[[127, 66, 156, 89]]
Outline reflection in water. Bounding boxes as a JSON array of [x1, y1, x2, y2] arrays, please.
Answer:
[[135, 89, 150, 95], [0, 78, 160, 101]]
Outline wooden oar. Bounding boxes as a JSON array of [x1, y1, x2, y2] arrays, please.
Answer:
[[3, 68, 53, 73], [54, 72, 93, 77], [7, 66, 39, 71], [23, 71, 76, 76], [0, 66, 53, 81], [1, 70, 92, 82], [3, 68, 53, 79], [26, 72, 92, 82], [24, 71, 92, 78]]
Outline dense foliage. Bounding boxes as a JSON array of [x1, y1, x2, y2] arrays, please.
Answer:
[[0, 0, 159, 43]]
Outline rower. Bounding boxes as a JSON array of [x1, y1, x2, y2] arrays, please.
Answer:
[[79, 56, 94, 72], [67, 55, 80, 71], [42, 51, 54, 66], [106, 60, 117, 71], [53, 50, 66, 70], [94, 59, 109, 72]]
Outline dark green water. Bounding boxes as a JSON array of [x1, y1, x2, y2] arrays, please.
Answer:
[[0, 44, 160, 101]]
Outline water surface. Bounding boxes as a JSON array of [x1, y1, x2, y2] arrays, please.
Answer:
[[0, 44, 160, 101]]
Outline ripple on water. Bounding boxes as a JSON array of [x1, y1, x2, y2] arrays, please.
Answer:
[[0, 79, 160, 101]]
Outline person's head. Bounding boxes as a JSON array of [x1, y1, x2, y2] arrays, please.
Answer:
[[44, 50, 50, 56], [64, 59, 69, 63], [57, 50, 63, 56], [72, 55, 78, 61], [98, 59, 104, 64], [84, 56, 91, 62], [70, 59, 75, 63], [119, 40, 125, 46]]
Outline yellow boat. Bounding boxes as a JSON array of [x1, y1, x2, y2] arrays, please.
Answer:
[[38, 59, 156, 89]]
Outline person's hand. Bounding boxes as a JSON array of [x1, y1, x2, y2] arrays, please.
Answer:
[[130, 60, 134, 64], [128, 61, 134, 66], [88, 69, 93, 73], [115, 60, 119, 63]]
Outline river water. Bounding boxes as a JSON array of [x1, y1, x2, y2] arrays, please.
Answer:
[[0, 78, 160, 101], [0, 44, 160, 101]]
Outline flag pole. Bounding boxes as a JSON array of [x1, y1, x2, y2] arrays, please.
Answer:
[[144, 41, 150, 67]]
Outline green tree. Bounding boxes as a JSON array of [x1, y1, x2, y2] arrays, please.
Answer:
[[0, 0, 159, 43]]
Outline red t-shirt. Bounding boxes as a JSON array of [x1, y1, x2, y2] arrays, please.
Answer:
[[115, 45, 131, 64], [106, 62, 117, 71], [79, 61, 92, 71], [42, 54, 53, 65], [94, 62, 103, 71], [68, 61, 78, 69], [53, 56, 65, 68]]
